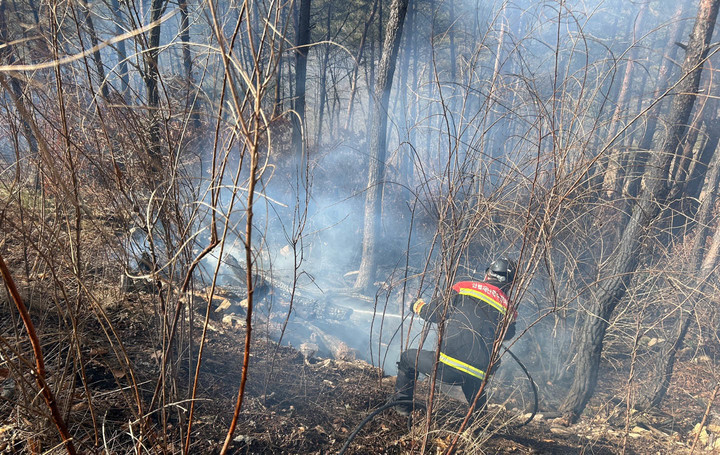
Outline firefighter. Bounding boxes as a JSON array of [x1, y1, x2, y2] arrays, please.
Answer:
[[393, 257, 518, 416]]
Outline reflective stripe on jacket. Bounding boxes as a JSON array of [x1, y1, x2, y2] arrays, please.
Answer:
[[439, 352, 486, 380], [452, 281, 517, 321]]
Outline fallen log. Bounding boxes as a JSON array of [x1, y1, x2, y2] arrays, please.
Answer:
[[223, 254, 353, 323]]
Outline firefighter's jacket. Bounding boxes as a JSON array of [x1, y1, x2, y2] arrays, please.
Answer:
[[414, 280, 516, 380]]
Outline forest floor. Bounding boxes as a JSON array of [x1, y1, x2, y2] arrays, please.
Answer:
[[0, 288, 718, 454]]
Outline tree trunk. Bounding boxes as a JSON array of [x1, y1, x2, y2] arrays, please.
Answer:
[[178, 0, 200, 129], [624, 4, 687, 199], [0, 1, 39, 175], [701, 208, 720, 274], [179, 0, 192, 79], [273, 4, 290, 118], [560, 0, 720, 423], [145, 0, 167, 170], [291, 0, 311, 161], [687, 113, 720, 200], [315, 2, 332, 148], [344, 0, 379, 130], [638, 142, 720, 410], [82, 1, 110, 99], [448, 0, 456, 83], [397, 0, 414, 198], [670, 76, 713, 199], [273, 52, 284, 117], [666, 92, 713, 235], [408, 0, 418, 147], [354, 0, 409, 291], [329, 65, 341, 138], [110, 0, 130, 100], [602, 3, 647, 197], [692, 137, 720, 265], [638, 2, 687, 151], [636, 308, 694, 411]]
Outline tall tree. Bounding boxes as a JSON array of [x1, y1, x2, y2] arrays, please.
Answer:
[[315, 2, 332, 148], [560, 0, 720, 423], [687, 106, 720, 200], [178, 0, 200, 128], [109, 0, 131, 100], [638, 2, 687, 151], [292, 0, 312, 161], [81, 1, 110, 99], [602, 2, 648, 197], [625, 2, 687, 199], [145, 0, 168, 170], [0, 0, 39, 184], [354, 0, 410, 291], [344, 0, 379, 130]]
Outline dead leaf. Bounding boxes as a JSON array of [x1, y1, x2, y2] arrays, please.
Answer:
[[71, 401, 88, 412], [0, 424, 13, 436], [434, 437, 449, 451], [90, 348, 108, 356], [111, 369, 126, 379]]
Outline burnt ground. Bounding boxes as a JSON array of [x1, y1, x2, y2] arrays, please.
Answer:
[[0, 290, 717, 454]]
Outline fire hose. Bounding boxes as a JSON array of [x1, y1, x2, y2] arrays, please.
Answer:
[[337, 348, 538, 455]]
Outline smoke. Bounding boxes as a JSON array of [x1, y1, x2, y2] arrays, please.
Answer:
[[188, 139, 438, 374], [183, 0, 661, 390]]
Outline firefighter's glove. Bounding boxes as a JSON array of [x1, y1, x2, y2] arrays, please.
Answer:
[[413, 299, 426, 315]]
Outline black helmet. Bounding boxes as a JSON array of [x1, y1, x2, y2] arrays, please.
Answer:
[[486, 257, 516, 284]]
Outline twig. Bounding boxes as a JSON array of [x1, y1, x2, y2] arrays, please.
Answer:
[[690, 381, 720, 454], [0, 252, 77, 454]]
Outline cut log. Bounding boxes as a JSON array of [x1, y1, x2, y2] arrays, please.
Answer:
[[306, 323, 357, 361], [223, 255, 352, 322]]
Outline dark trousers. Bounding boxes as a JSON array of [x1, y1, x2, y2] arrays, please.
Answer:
[[395, 349, 486, 412]]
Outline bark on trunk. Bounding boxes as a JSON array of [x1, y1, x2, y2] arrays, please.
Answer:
[[344, 0, 379, 130], [638, 2, 687, 151], [145, 0, 167, 171], [178, 0, 200, 128], [110, 0, 130, 100], [315, 3, 332, 148], [273, 5, 289, 118], [82, 1, 110, 99], [354, 0, 409, 291], [698, 136, 720, 274], [690, 141, 720, 265], [602, 3, 647, 197], [626, 4, 687, 199], [0, 1, 39, 175], [666, 93, 714, 235], [636, 308, 694, 411], [560, 0, 720, 422], [701, 211, 720, 274], [639, 147, 720, 410], [686, 110, 720, 200], [291, 0, 312, 160]]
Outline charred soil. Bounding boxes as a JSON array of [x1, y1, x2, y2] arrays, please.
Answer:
[[0, 288, 717, 454], [0, 286, 714, 454]]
